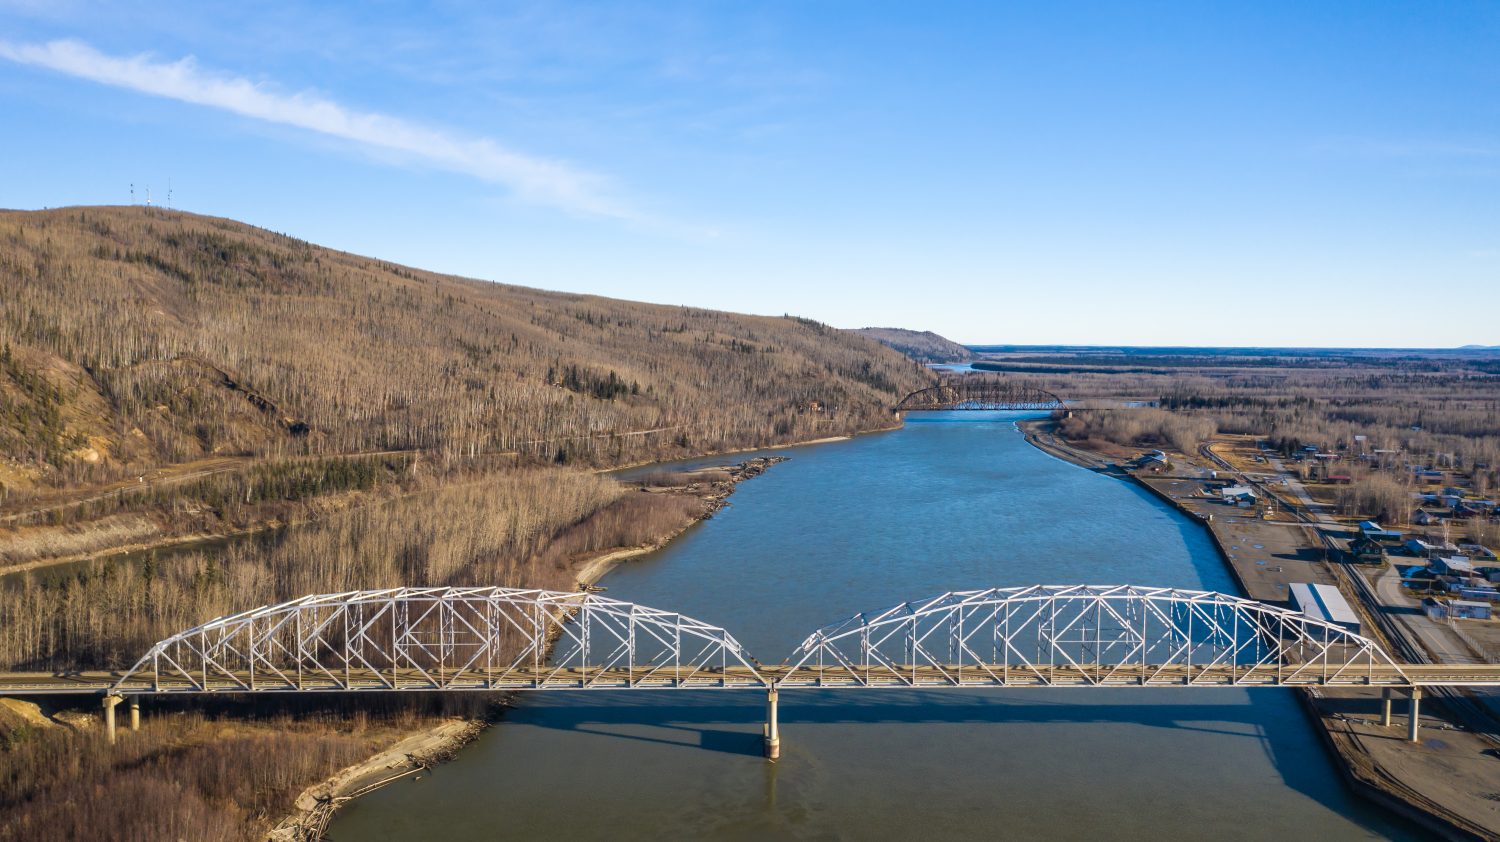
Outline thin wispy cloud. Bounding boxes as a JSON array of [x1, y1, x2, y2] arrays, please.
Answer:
[[0, 38, 637, 220]]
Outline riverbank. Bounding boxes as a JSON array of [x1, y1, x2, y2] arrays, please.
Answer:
[[599, 422, 898, 476], [1024, 429, 1500, 841], [1015, 417, 1125, 476], [268, 455, 789, 840]]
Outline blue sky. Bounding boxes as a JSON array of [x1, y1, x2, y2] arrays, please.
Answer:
[[2, 2, 1497, 346]]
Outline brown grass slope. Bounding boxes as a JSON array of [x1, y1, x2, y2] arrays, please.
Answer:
[[0, 206, 928, 495]]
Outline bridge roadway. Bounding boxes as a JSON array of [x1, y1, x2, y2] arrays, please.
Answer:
[[7, 662, 1500, 695]]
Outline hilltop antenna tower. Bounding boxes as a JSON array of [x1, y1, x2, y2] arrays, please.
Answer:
[[130, 183, 134, 204], [145, 186, 151, 208], [167, 179, 172, 209]]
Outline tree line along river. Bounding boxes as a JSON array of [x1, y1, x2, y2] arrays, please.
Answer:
[[329, 412, 1425, 841]]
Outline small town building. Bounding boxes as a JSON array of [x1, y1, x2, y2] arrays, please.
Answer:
[[1358, 521, 1402, 541], [1404, 538, 1458, 558], [1347, 536, 1387, 565], [1423, 597, 1447, 620], [1133, 453, 1168, 473], [1413, 509, 1444, 526], [1459, 543, 1498, 562], [1288, 583, 1361, 635], [1431, 556, 1476, 577], [1404, 538, 1436, 557], [1450, 600, 1494, 620], [1221, 485, 1257, 506]]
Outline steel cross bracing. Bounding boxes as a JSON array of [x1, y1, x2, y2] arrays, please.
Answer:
[[86, 584, 1464, 696], [113, 587, 767, 693], [777, 585, 1412, 688]]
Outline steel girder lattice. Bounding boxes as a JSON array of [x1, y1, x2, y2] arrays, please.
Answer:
[[894, 378, 1063, 412], [779, 585, 1408, 688], [113, 584, 1414, 694], [114, 587, 766, 693]]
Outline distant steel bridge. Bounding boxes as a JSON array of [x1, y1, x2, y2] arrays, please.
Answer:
[[895, 378, 1063, 411], [2, 585, 1486, 755]]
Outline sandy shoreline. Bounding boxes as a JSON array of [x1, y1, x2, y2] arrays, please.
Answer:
[[1014, 417, 1122, 475], [268, 454, 793, 839]]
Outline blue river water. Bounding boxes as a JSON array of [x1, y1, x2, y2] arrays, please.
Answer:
[[330, 412, 1422, 840]]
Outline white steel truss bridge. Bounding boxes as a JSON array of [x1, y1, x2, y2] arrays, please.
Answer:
[[112, 587, 766, 693], [6, 585, 1500, 752], [779, 584, 1414, 689]]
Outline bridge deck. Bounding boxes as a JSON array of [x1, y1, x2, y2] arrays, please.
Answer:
[[6, 663, 1500, 695]]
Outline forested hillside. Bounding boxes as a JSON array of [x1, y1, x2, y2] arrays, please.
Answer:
[[854, 327, 971, 364], [0, 207, 930, 840], [0, 206, 927, 496]]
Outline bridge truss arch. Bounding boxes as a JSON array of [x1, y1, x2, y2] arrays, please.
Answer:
[[895, 378, 1062, 412], [779, 585, 1406, 688], [115, 587, 767, 693]]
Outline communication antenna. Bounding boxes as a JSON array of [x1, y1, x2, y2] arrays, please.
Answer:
[[145, 186, 151, 207], [167, 179, 172, 209], [130, 183, 135, 204]]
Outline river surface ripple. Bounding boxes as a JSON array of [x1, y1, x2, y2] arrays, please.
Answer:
[[331, 412, 1423, 841]]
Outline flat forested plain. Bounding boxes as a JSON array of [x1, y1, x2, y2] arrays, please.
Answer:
[[976, 346, 1500, 524]]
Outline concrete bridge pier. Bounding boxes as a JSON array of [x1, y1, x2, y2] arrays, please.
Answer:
[[1380, 689, 1393, 728], [764, 689, 781, 760], [1408, 687, 1423, 743], [102, 694, 122, 744], [129, 696, 140, 732]]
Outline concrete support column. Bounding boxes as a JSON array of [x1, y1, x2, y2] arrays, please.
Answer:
[[128, 696, 140, 732], [764, 688, 781, 760], [1380, 689, 1393, 728], [102, 694, 122, 745], [1407, 687, 1423, 743]]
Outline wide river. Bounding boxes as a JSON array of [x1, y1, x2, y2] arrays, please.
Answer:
[[331, 413, 1421, 840]]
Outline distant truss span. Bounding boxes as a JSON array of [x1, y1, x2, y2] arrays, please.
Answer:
[[779, 584, 1408, 688], [115, 587, 767, 692], [895, 379, 1062, 411]]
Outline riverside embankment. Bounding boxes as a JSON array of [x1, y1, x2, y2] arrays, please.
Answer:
[[1031, 427, 1500, 840], [328, 411, 1417, 842]]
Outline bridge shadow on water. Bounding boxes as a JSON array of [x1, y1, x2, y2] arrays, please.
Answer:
[[512, 688, 1382, 822]]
